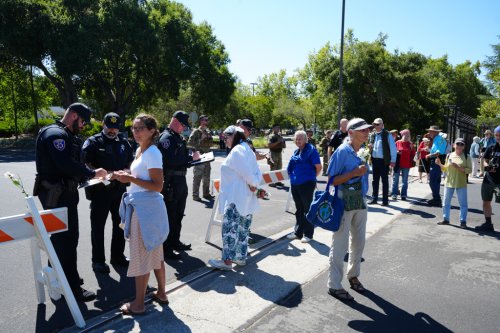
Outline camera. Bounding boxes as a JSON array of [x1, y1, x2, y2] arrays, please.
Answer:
[[416, 135, 422, 140]]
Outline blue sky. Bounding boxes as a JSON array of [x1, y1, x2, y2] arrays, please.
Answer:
[[176, 0, 499, 85]]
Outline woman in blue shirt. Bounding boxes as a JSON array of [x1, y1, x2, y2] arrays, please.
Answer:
[[286, 130, 322, 243]]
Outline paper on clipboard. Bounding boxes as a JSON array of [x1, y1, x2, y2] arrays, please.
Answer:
[[189, 151, 215, 166], [78, 177, 110, 189]]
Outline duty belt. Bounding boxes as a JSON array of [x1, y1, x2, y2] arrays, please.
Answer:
[[164, 170, 187, 177]]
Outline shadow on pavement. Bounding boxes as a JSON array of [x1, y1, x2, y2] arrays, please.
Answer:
[[347, 290, 453, 333], [190, 263, 303, 308], [0, 148, 35, 162], [167, 252, 207, 280]]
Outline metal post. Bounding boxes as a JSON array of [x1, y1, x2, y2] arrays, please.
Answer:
[[338, 0, 346, 128]]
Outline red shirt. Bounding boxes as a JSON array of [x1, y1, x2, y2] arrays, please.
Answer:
[[396, 140, 415, 168], [418, 141, 429, 160]]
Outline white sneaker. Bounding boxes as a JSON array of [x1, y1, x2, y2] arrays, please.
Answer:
[[286, 233, 299, 240], [232, 259, 246, 266], [208, 259, 232, 270], [301, 236, 312, 243]]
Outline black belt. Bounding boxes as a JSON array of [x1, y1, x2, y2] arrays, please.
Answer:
[[164, 170, 187, 177]]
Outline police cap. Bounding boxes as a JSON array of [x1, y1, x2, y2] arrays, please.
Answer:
[[68, 103, 92, 124], [173, 111, 190, 128], [104, 112, 121, 129]]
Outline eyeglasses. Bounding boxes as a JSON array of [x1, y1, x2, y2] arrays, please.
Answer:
[[132, 126, 147, 132], [78, 117, 87, 127], [372, 123, 381, 126]]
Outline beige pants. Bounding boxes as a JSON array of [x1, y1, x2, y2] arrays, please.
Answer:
[[327, 208, 367, 290]]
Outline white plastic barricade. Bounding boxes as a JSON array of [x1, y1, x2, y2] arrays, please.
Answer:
[[206, 169, 291, 245], [0, 197, 85, 328]]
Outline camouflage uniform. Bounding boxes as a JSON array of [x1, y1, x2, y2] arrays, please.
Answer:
[[188, 126, 213, 198], [268, 132, 285, 171], [319, 135, 330, 175]]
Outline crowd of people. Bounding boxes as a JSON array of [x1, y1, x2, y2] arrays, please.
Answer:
[[33, 103, 499, 312]]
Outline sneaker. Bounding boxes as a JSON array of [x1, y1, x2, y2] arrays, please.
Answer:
[[92, 262, 110, 274], [391, 195, 397, 200], [232, 259, 246, 266], [193, 196, 202, 202], [460, 221, 467, 229], [72, 287, 96, 302], [286, 233, 299, 240], [208, 259, 233, 270], [301, 236, 312, 243], [475, 222, 494, 232], [437, 220, 450, 225]]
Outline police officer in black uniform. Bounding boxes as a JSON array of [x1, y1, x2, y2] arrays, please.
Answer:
[[82, 113, 134, 274], [34, 103, 107, 302], [158, 111, 200, 259]]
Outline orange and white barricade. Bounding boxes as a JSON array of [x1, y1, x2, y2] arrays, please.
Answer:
[[206, 169, 292, 245], [0, 197, 85, 328]]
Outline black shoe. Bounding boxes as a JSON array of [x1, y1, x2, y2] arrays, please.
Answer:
[[437, 220, 450, 225], [401, 197, 407, 201], [92, 262, 110, 274], [193, 196, 202, 202], [173, 242, 192, 251], [460, 221, 467, 229], [275, 182, 285, 186], [475, 222, 494, 232], [164, 248, 181, 260], [72, 287, 96, 302], [427, 199, 442, 207], [203, 194, 215, 200], [381, 202, 389, 206], [368, 199, 378, 205], [269, 183, 277, 187], [110, 256, 129, 267]]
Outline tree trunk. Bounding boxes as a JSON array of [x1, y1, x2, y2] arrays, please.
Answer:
[[10, 81, 18, 140], [29, 65, 39, 131]]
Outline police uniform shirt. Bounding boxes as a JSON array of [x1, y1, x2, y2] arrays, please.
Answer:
[[36, 120, 95, 181], [82, 132, 134, 171], [158, 128, 193, 171]]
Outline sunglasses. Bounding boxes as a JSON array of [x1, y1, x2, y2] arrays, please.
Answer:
[[455, 142, 465, 146]]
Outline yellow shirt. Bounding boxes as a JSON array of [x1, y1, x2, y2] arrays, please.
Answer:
[[441, 152, 472, 188]]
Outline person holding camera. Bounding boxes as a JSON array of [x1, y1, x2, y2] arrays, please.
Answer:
[[476, 126, 500, 232]]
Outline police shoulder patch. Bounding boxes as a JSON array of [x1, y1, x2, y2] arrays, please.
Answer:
[[82, 140, 90, 149], [161, 139, 170, 150], [53, 139, 66, 151]]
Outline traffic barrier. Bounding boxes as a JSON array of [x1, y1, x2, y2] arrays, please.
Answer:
[[0, 197, 85, 328], [206, 169, 292, 245]]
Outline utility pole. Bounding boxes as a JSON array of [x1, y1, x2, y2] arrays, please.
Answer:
[[250, 82, 257, 96], [338, 0, 346, 128]]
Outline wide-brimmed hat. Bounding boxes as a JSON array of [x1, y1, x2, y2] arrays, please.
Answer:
[[426, 125, 442, 132]]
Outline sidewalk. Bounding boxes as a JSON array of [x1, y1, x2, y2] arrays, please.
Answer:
[[72, 176, 438, 332]]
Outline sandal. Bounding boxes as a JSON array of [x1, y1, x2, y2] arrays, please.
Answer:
[[328, 288, 354, 301], [120, 302, 146, 315], [349, 277, 366, 293], [150, 293, 170, 305]]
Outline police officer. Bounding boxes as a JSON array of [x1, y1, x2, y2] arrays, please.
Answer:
[[82, 113, 134, 274], [158, 111, 200, 259], [188, 115, 214, 201], [34, 103, 107, 302], [267, 124, 286, 187]]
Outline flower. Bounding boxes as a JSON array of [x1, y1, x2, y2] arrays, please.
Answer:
[[357, 147, 371, 164], [4, 171, 29, 197], [256, 188, 270, 199]]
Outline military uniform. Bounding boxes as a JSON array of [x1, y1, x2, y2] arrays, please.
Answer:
[[188, 126, 213, 199], [34, 120, 96, 294], [158, 127, 194, 256], [319, 135, 330, 175], [268, 132, 285, 170], [82, 131, 133, 269]]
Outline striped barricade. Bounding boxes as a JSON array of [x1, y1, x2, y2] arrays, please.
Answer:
[[206, 169, 293, 245], [0, 198, 85, 328]]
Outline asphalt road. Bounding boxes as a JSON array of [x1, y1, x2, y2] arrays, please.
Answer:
[[241, 178, 500, 333], [0, 143, 299, 332]]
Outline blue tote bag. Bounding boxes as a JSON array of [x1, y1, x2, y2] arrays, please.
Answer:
[[306, 176, 344, 231]]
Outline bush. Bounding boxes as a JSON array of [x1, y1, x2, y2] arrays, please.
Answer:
[[0, 120, 13, 138]]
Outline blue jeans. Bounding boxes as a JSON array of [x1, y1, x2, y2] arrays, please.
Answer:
[[442, 187, 468, 222], [391, 167, 409, 198], [429, 158, 442, 200]]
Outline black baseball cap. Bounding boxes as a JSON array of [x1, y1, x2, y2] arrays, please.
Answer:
[[173, 111, 190, 128], [103, 112, 121, 129], [240, 119, 253, 129], [68, 103, 92, 124]]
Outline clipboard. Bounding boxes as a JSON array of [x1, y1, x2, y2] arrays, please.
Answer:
[[189, 151, 215, 166], [78, 177, 110, 189]]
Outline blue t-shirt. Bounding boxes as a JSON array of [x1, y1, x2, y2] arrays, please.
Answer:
[[430, 134, 447, 155], [287, 143, 321, 185], [327, 142, 369, 196]]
